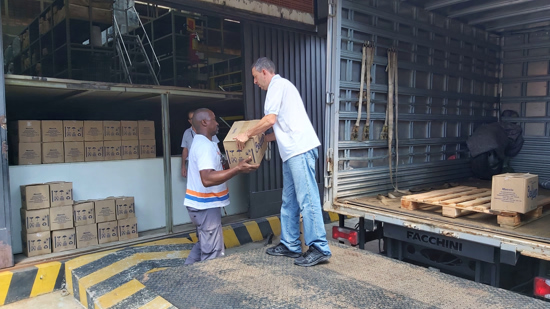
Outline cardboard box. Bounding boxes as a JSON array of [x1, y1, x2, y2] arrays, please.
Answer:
[[63, 120, 84, 142], [21, 184, 50, 210], [103, 121, 121, 141], [104, 141, 122, 161], [22, 232, 51, 257], [15, 143, 41, 165], [52, 228, 76, 253], [84, 121, 104, 141], [121, 140, 139, 160], [85, 141, 104, 161], [139, 139, 156, 159], [10, 120, 41, 143], [115, 196, 135, 220], [48, 181, 73, 207], [491, 173, 539, 214], [41, 120, 64, 142], [76, 224, 98, 249], [98, 221, 118, 244], [118, 217, 138, 241], [42, 142, 64, 164], [74, 201, 96, 226], [138, 121, 155, 140], [121, 121, 138, 140], [95, 198, 116, 223], [50, 205, 74, 231], [64, 142, 85, 163], [223, 120, 268, 169], [21, 208, 50, 233]]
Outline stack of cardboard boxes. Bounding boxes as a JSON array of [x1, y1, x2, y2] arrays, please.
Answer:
[[9, 120, 156, 165]]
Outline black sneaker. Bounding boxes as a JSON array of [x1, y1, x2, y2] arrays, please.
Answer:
[[294, 246, 331, 267], [266, 243, 301, 258]]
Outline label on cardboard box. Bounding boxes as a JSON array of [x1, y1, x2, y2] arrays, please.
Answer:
[[121, 121, 138, 140], [22, 232, 51, 257], [104, 141, 122, 161], [74, 201, 96, 226], [223, 120, 268, 169], [138, 121, 155, 140], [84, 121, 104, 141], [52, 228, 76, 253], [95, 198, 116, 223], [115, 196, 135, 220], [21, 184, 50, 209], [139, 140, 156, 159], [85, 141, 104, 161], [491, 173, 539, 214], [76, 224, 98, 249], [118, 217, 138, 241], [63, 121, 84, 142], [41, 120, 64, 142], [10, 120, 41, 143], [122, 140, 139, 160], [21, 208, 50, 233], [103, 121, 121, 141], [64, 142, 85, 163], [98, 221, 118, 244], [50, 205, 74, 230], [16, 143, 41, 165], [42, 142, 64, 164], [48, 181, 73, 207]]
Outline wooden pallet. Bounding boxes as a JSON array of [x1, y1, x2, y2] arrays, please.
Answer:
[[400, 186, 550, 228]]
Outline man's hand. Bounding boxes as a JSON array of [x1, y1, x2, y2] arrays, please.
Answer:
[[181, 165, 188, 178], [238, 157, 260, 173], [234, 132, 250, 150]]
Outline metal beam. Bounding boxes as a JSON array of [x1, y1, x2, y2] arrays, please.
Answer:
[[485, 11, 550, 31], [161, 93, 173, 234], [469, 1, 550, 25], [425, 0, 471, 11], [448, 0, 537, 18]]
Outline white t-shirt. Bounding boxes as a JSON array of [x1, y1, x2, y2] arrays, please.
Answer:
[[264, 75, 321, 162], [184, 134, 229, 209]]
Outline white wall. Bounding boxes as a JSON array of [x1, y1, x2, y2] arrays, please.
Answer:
[[9, 157, 249, 254]]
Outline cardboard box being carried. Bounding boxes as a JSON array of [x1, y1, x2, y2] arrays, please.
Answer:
[[121, 121, 138, 140], [84, 121, 104, 141], [138, 121, 155, 140], [115, 196, 135, 220], [76, 223, 98, 249], [48, 181, 73, 207], [223, 120, 268, 169], [118, 217, 138, 241], [491, 173, 539, 214], [74, 201, 95, 226], [98, 221, 118, 244], [9, 120, 41, 143], [139, 140, 156, 159], [22, 232, 51, 257], [52, 228, 76, 253], [85, 141, 104, 161], [21, 184, 50, 210], [95, 198, 116, 223], [42, 142, 64, 164], [104, 141, 122, 161], [21, 208, 50, 233], [63, 121, 84, 142], [64, 142, 85, 163], [41, 120, 64, 142], [121, 140, 139, 160], [50, 205, 74, 231], [15, 143, 41, 165], [103, 121, 121, 141]]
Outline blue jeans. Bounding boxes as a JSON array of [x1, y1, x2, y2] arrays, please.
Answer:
[[280, 148, 331, 256]]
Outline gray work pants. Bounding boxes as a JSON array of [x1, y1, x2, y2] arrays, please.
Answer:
[[184, 206, 225, 265]]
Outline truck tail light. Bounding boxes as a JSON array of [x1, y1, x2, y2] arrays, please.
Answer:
[[534, 277, 550, 299], [332, 226, 358, 246]]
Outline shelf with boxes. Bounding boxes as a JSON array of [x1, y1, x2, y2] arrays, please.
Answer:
[[8, 120, 157, 165], [21, 181, 138, 257]]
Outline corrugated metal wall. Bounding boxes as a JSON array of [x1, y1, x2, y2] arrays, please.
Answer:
[[331, 0, 500, 199], [242, 22, 327, 217], [501, 31, 550, 183]]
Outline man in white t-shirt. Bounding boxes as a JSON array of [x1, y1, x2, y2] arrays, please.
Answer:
[[235, 57, 332, 267], [181, 109, 219, 177], [184, 108, 259, 265]]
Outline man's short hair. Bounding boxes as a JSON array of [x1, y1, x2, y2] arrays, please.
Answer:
[[253, 57, 276, 74]]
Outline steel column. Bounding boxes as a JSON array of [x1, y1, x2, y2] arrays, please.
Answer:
[[161, 93, 173, 234]]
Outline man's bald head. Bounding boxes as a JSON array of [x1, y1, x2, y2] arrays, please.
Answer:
[[192, 108, 218, 139]]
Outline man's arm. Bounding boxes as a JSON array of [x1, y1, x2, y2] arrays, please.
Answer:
[[199, 157, 259, 187], [181, 148, 189, 177], [234, 114, 277, 150]]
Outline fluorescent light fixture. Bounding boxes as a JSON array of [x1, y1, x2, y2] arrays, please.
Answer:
[[224, 19, 240, 23]]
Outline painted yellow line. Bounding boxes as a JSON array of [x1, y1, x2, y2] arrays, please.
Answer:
[[78, 251, 189, 308], [222, 226, 240, 249], [94, 279, 145, 309], [189, 233, 198, 243], [139, 296, 173, 309], [132, 238, 193, 247], [328, 212, 339, 222], [266, 216, 281, 236], [30, 262, 62, 297], [65, 249, 122, 294], [0, 271, 13, 306], [144, 267, 167, 275], [243, 221, 263, 242]]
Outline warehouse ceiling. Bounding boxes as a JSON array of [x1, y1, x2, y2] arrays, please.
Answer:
[[403, 0, 550, 34]]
